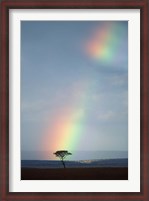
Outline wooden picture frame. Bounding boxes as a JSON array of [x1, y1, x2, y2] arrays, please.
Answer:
[[0, 0, 148, 200]]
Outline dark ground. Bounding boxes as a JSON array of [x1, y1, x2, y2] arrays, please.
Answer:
[[21, 167, 128, 180]]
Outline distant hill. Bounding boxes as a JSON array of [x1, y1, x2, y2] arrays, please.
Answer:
[[21, 158, 128, 168]]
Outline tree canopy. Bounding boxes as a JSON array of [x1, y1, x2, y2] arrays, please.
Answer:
[[53, 150, 72, 168]]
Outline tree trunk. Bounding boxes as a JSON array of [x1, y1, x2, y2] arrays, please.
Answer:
[[61, 159, 65, 168]]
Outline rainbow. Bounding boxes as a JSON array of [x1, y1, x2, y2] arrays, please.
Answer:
[[42, 22, 126, 155], [42, 80, 93, 153], [85, 22, 124, 64]]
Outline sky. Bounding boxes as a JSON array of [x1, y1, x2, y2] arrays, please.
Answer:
[[21, 21, 128, 160]]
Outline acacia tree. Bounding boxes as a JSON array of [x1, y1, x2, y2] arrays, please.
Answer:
[[54, 150, 72, 168]]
